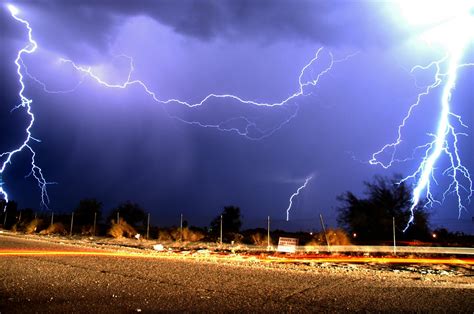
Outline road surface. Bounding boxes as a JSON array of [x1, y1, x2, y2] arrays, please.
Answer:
[[0, 235, 473, 312]]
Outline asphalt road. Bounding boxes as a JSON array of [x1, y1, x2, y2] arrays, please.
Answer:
[[1, 235, 473, 313]]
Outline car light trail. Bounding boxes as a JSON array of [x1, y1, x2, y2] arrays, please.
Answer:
[[1, 249, 472, 265]]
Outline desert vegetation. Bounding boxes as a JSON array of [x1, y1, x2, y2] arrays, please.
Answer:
[[1, 188, 472, 248]]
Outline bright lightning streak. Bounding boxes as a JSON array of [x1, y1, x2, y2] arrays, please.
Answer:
[[1, 4, 52, 210], [54, 50, 356, 140], [285, 176, 313, 221], [371, 3, 474, 230], [5, 9, 357, 218]]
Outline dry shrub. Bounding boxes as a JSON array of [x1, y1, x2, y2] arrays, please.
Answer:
[[81, 225, 94, 236], [250, 232, 272, 246], [40, 223, 67, 235], [157, 227, 204, 242], [309, 228, 351, 246], [10, 223, 17, 232], [157, 229, 173, 241], [228, 232, 244, 244], [108, 218, 137, 238], [173, 227, 205, 242], [25, 219, 42, 234], [182, 227, 204, 242]]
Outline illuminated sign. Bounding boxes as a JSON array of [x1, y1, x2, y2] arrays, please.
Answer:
[[277, 237, 298, 253]]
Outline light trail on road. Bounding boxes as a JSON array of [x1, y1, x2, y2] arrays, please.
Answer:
[[1, 249, 472, 265]]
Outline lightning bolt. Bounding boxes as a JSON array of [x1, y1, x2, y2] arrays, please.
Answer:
[[285, 176, 313, 221], [1, 4, 52, 210], [4, 4, 356, 217], [53, 50, 355, 140], [370, 8, 474, 230]]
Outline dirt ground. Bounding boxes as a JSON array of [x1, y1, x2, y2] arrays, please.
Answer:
[[1, 233, 473, 312]]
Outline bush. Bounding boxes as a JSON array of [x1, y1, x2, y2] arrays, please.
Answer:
[[228, 232, 244, 244], [157, 229, 173, 241], [157, 227, 205, 242], [250, 232, 272, 246], [108, 218, 137, 238], [25, 219, 42, 234], [81, 225, 94, 236], [182, 227, 205, 242], [309, 228, 351, 246], [39, 223, 67, 235]]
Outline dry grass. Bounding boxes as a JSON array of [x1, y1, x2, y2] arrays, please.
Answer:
[[182, 228, 205, 242], [228, 232, 244, 244], [39, 223, 67, 235], [81, 225, 94, 236], [24, 219, 42, 234], [307, 228, 351, 246], [250, 232, 272, 246], [157, 227, 205, 242], [157, 229, 173, 241], [108, 218, 137, 238]]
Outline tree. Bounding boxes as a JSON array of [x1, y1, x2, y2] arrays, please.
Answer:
[[108, 201, 146, 227], [210, 206, 242, 235], [1, 200, 18, 228], [337, 175, 430, 242], [74, 198, 102, 226]]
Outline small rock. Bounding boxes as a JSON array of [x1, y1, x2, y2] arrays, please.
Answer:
[[153, 244, 164, 251]]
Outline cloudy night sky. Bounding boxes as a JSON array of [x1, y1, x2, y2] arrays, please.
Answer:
[[1, 1, 473, 232]]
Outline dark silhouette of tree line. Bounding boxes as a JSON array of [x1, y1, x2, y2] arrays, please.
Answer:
[[0, 174, 471, 244]]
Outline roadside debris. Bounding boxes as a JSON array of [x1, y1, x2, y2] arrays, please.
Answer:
[[153, 244, 164, 251]]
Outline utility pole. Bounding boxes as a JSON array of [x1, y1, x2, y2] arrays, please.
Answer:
[[267, 216, 271, 250], [146, 213, 150, 240], [50, 212, 54, 226], [116, 211, 120, 224], [220, 214, 223, 245], [180, 213, 183, 242], [3, 211, 7, 226], [93, 212, 97, 236], [319, 214, 330, 252], [69, 212, 74, 236], [392, 217, 396, 255]]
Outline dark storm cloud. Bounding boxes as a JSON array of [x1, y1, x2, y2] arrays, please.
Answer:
[[12, 0, 406, 60]]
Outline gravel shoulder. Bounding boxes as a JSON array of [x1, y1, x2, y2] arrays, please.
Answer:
[[1, 233, 473, 312]]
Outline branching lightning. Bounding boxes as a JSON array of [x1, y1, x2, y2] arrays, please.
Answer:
[[370, 3, 474, 230], [285, 176, 313, 221], [53, 50, 358, 140], [3, 3, 356, 217], [1, 4, 51, 210]]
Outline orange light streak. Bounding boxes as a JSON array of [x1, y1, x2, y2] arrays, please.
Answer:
[[1, 250, 472, 265]]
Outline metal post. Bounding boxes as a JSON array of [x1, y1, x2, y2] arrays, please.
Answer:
[[220, 214, 223, 245], [70, 212, 74, 236], [146, 213, 150, 240], [319, 214, 330, 252], [180, 213, 183, 242], [93, 212, 97, 236], [18, 211, 22, 223], [392, 217, 396, 255], [267, 216, 270, 250], [51, 212, 54, 226], [116, 211, 119, 224]]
